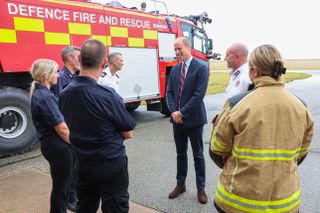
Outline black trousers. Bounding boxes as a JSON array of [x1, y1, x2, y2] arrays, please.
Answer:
[[67, 152, 77, 204], [173, 124, 206, 190], [42, 147, 73, 213], [76, 157, 129, 213]]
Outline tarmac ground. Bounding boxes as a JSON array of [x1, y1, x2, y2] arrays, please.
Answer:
[[0, 168, 160, 213]]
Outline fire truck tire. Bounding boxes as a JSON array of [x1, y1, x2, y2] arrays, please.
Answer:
[[125, 101, 141, 111], [0, 87, 37, 157]]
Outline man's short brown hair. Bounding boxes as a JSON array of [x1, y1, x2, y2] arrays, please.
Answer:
[[80, 39, 106, 70]]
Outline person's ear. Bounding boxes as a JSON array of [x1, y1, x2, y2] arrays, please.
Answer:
[[254, 66, 261, 77], [43, 74, 48, 82], [249, 66, 259, 81]]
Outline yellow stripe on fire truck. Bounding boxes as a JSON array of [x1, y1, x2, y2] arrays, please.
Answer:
[[110, 26, 128, 38], [128, 38, 144, 47], [0, 29, 16, 43], [14, 17, 44, 32], [45, 32, 70, 45], [68, 23, 91, 35], [2, 17, 158, 46], [91, 36, 112, 46], [143, 30, 158, 40]]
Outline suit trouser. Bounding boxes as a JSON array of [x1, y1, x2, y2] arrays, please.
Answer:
[[76, 157, 129, 213], [173, 124, 206, 190], [42, 147, 73, 213]]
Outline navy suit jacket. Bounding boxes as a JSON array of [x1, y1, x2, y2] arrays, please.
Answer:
[[166, 58, 209, 128]]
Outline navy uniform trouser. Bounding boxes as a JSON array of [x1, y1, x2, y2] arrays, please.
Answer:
[[173, 124, 206, 190], [76, 157, 129, 213], [42, 146, 73, 213], [67, 152, 77, 204]]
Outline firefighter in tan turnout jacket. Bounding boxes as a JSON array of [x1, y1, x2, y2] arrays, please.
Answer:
[[209, 44, 314, 213]]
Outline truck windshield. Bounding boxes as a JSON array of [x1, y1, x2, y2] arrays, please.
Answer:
[[180, 22, 210, 55]]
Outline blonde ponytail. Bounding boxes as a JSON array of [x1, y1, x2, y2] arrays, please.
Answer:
[[29, 81, 36, 98]]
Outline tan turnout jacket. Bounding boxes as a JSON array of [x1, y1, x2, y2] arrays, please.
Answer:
[[210, 76, 314, 213]]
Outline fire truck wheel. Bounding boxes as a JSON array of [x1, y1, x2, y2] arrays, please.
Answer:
[[0, 87, 37, 157], [125, 101, 141, 111]]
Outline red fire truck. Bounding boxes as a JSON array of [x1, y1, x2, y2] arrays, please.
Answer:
[[0, 0, 214, 156]]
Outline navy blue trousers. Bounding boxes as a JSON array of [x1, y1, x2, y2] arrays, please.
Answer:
[[173, 124, 206, 190], [67, 152, 77, 204], [42, 147, 72, 213], [76, 157, 129, 213]]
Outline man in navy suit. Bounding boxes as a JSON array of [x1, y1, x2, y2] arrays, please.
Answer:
[[166, 37, 209, 204]]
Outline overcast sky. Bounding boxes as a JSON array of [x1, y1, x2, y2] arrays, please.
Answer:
[[93, 0, 320, 59]]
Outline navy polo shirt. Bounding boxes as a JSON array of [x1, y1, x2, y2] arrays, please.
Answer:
[[51, 66, 75, 96], [31, 84, 69, 151], [59, 76, 136, 160]]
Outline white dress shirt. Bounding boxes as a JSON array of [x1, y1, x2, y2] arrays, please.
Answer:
[[183, 56, 193, 77], [225, 63, 251, 98], [97, 67, 120, 93]]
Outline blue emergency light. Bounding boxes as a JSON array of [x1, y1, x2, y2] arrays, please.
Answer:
[[165, 17, 173, 29]]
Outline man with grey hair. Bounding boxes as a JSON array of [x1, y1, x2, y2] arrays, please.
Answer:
[[51, 46, 80, 97], [50, 45, 80, 212], [98, 52, 124, 93], [224, 43, 251, 97]]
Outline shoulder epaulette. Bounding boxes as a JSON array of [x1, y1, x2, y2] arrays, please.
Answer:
[[101, 71, 107, 78], [234, 70, 240, 77]]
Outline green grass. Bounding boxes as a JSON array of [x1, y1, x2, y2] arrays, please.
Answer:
[[206, 72, 230, 94], [206, 72, 311, 95], [210, 59, 320, 70], [284, 72, 311, 83]]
